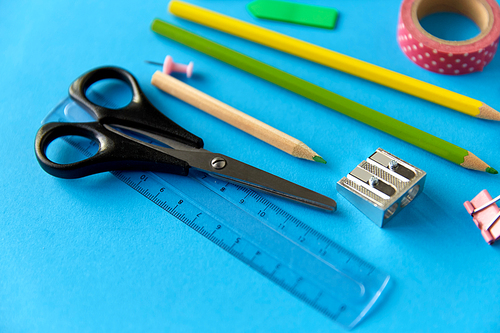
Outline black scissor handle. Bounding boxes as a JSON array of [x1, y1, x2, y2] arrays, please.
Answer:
[[69, 66, 204, 148], [35, 121, 190, 179]]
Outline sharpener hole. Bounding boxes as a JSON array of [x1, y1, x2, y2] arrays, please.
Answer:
[[384, 203, 399, 220], [401, 185, 420, 208]]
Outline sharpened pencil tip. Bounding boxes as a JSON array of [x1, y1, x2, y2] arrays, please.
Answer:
[[313, 156, 327, 164], [486, 167, 498, 174], [478, 104, 500, 121]]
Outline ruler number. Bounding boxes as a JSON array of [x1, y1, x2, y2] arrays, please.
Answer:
[[178, 200, 183, 204], [258, 210, 266, 217], [140, 174, 148, 182], [250, 250, 261, 262], [159, 187, 165, 192]]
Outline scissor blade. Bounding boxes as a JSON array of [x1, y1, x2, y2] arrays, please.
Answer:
[[168, 150, 337, 211], [104, 125, 336, 211]]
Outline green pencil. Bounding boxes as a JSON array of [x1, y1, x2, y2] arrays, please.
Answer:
[[151, 19, 497, 174]]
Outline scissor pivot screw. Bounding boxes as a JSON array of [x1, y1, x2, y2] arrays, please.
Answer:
[[211, 157, 227, 170]]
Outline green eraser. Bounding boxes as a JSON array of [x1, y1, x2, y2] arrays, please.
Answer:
[[247, 0, 338, 29]]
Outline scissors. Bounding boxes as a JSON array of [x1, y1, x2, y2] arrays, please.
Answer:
[[35, 67, 336, 211]]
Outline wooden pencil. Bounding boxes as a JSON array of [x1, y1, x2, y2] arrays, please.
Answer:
[[151, 19, 497, 173], [167, 0, 500, 121], [151, 71, 326, 163]]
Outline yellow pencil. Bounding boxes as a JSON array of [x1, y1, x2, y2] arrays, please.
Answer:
[[151, 71, 326, 163], [168, 0, 500, 121]]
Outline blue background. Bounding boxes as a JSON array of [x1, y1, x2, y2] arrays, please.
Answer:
[[1, 0, 500, 332]]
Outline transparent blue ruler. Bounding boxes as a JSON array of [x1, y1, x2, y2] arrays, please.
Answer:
[[42, 94, 390, 329]]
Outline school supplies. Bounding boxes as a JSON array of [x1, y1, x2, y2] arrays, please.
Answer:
[[146, 55, 194, 77], [150, 71, 325, 163], [151, 20, 497, 174], [398, 0, 500, 75], [464, 190, 500, 244], [167, 0, 500, 121], [247, 0, 338, 29], [40, 87, 389, 329], [337, 148, 426, 227], [34, 67, 336, 211]]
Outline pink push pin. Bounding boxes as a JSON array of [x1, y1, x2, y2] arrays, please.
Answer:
[[146, 55, 194, 78], [464, 190, 500, 245]]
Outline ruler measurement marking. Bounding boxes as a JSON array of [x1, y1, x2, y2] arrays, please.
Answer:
[[188, 174, 378, 280], [312, 291, 323, 305], [291, 277, 303, 291], [198, 176, 388, 265], [270, 264, 281, 277]]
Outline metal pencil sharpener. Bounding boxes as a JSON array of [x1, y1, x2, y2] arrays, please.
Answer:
[[337, 148, 426, 227]]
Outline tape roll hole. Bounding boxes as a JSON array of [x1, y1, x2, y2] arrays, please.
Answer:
[[401, 185, 420, 208], [414, 0, 493, 43], [420, 12, 481, 41]]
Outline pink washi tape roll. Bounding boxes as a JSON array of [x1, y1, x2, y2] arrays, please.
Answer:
[[398, 0, 500, 75]]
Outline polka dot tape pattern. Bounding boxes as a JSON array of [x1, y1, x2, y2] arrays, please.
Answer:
[[398, 0, 500, 75]]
